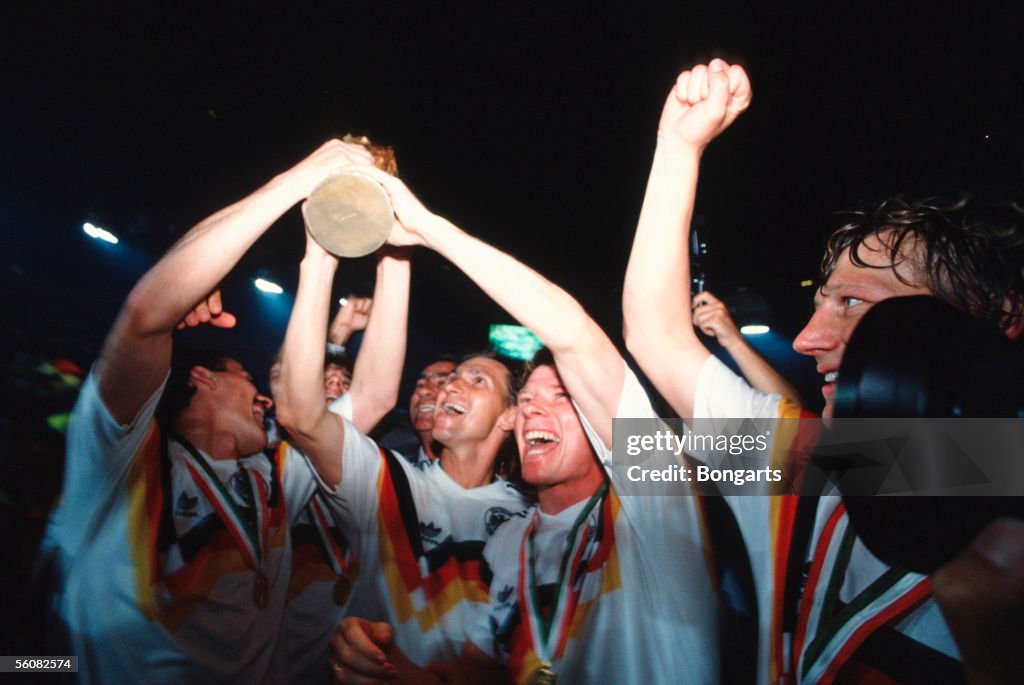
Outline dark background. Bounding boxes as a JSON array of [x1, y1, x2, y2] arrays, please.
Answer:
[[3, 1, 1022, 408], [1, 0, 1022, 663]]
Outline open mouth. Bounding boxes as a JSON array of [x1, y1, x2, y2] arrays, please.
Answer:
[[823, 371, 838, 384], [442, 401, 467, 415], [523, 430, 560, 456], [416, 403, 436, 415]]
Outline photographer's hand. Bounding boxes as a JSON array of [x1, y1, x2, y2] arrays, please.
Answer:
[[934, 518, 1024, 684]]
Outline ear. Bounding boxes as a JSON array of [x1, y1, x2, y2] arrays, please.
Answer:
[[189, 366, 218, 391], [496, 406, 517, 432], [1002, 294, 1024, 341]]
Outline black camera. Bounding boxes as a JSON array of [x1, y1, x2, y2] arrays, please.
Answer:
[[833, 296, 1024, 573]]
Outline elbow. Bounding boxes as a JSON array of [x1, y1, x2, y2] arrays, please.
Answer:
[[623, 319, 654, 361], [120, 287, 167, 339], [274, 395, 320, 439]]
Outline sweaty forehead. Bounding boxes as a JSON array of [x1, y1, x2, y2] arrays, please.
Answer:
[[457, 357, 509, 382]]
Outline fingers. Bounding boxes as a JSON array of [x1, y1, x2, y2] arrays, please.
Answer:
[[685, 64, 709, 104], [352, 165, 407, 198], [705, 59, 731, 114], [347, 296, 373, 315], [193, 299, 212, 324], [207, 289, 224, 316], [177, 291, 237, 330], [329, 618, 396, 679], [208, 311, 237, 328], [727, 64, 752, 103], [692, 291, 722, 309]]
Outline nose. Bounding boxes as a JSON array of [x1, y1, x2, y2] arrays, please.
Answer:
[[443, 377, 465, 396], [793, 308, 840, 358], [257, 394, 274, 411], [519, 397, 545, 417]]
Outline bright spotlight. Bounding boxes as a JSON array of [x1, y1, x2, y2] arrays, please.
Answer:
[[254, 278, 284, 295], [741, 324, 770, 336], [83, 222, 119, 244]]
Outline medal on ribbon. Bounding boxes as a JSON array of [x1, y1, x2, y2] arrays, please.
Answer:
[[517, 482, 609, 683], [528, 662, 558, 685], [309, 491, 355, 606], [179, 439, 272, 609]]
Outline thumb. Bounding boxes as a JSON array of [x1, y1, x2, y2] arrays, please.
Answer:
[[208, 311, 237, 329], [368, 620, 394, 648]]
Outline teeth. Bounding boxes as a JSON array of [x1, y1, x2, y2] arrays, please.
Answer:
[[443, 402, 466, 414], [524, 430, 560, 446], [418, 404, 436, 414], [824, 371, 839, 383]]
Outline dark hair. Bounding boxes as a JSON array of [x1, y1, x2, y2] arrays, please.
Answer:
[[515, 347, 555, 396], [325, 351, 354, 373], [155, 346, 232, 427], [822, 193, 1024, 331]]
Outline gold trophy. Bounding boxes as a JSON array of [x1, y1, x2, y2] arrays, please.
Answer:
[[304, 134, 398, 257]]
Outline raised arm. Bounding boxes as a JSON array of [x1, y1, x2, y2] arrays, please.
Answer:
[[622, 59, 751, 421], [693, 290, 803, 404], [275, 226, 348, 487], [347, 249, 411, 434], [327, 295, 372, 350], [96, 140, 373, 425], [352, 167, 623, 447]]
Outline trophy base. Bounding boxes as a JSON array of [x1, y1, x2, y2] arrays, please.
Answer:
[[305, 174, 393, 257]]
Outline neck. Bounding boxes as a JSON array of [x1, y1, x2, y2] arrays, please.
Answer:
[[437, 443, 496, 489], [537, 472, 605, 515], [418, 430, 441, 461], [173, 415, 240, 462]]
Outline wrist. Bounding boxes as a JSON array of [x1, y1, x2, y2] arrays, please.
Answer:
[[328, 324, 352, 342], [717, 334, 745, 352], [300, 247, 338, 270], [417, 216, 461, 252], [654, 134, 707, 160]]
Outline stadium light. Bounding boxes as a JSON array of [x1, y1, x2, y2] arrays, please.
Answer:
[[254, 278, 284, 295], [83, 222, 119, 244]]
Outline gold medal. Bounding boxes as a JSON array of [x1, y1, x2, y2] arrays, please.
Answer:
[[332, 575, 353, 606], [528, 663, 556, 685], [253, 571, 269, 609]]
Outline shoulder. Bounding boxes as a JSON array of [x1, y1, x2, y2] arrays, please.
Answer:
[[484, 505, 534, 554]]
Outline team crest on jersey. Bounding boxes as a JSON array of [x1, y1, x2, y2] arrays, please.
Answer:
[[228, 469, 254, 506], [485, 507, 516, 535], [174, 491, 199, 518]]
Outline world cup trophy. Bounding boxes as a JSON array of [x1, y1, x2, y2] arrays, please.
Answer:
[[304, 134, 399, 257]]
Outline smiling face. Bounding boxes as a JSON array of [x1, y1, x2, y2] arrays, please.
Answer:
[[323, 362, 352, 403], [793, 232, 931, 417], [430, 356, 514, 449], [212, 358, 274, 455], [514, 365, 602, 508], [410, 360, 457, 433]]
